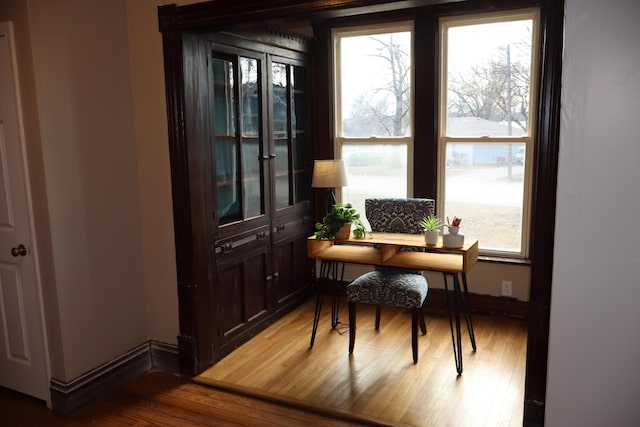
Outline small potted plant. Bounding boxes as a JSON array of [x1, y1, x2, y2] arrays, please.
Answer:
[[420, 215, 442, 246], [314, 203, 366, 240]]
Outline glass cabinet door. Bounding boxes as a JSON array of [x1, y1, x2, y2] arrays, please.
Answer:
[[292, 64, 309, 204], [271, 62, 290, 210], [239, 58, 263, 219], [211, 54, 265, 225], [271, 61, 309, 210]]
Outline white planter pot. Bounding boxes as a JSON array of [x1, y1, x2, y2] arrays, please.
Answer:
[[443, 226, 464, 248], [425, 230, 439, 246]]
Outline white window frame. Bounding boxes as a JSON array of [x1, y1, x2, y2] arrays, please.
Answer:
[[438, 9, 540, 258], [333, 22, 415, 199]]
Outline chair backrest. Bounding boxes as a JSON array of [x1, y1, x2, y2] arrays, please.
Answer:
[[365, 198, 435, 274], [365, 198, 435, 234]]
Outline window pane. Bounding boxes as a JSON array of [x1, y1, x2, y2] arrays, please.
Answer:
[[342, 144, 407, 230], [446, 20, 533, 137], [444, 142, 525, 252], [339, 31, 412, 138]]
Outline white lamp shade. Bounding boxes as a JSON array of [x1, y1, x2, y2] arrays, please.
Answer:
[[311, 159, 348, 188]]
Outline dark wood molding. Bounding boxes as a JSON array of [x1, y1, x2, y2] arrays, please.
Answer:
[[413, 11, 439, 199], [425, 288, 529, 318], [50, 341, 180, 416], [159, 6, 215, 374], [524, 399, 545, 427], [524, 0, 564, 420], [325, 280, 528, 318], [158, 0, 433, 32]]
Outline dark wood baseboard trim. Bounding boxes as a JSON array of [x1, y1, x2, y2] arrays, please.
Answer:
[[424, 288, 529, 318], [178, 334, 198, 375], [328, 280, 528, 319], [524, 399, 545, 427], [50, 340, 179, 416], [150, 339, 181, 374]]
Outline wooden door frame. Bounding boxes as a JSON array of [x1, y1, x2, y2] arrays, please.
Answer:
[[158, 1, 563, 425]]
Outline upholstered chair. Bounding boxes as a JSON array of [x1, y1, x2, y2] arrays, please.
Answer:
[[346, 198, 434, 364]]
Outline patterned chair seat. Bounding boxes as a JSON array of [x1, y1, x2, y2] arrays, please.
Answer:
[[347, 270, 428, 309]]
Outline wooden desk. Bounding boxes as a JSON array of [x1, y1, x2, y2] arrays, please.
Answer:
[[307, 232, 478, 374]]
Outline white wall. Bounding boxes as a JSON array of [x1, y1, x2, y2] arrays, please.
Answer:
[[23, 0, 149, 381], [546, 0, 640, 425]]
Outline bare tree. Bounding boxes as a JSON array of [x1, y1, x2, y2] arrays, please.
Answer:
[[448, 27, 532, 134], [347, 34, 411, 137]]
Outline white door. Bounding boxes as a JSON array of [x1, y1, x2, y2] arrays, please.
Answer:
[[0, 22, 49, 402]]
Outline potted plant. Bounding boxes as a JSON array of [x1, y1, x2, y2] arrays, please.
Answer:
[[420, 215, 442, 246], [314, 203, 366, 239]]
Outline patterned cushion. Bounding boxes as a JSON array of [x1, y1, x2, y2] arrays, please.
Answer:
[[366, 198, 435, 275], [366, 198, 435, 234], [347, 270, 428, 308]]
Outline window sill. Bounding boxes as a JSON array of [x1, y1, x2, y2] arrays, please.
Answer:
[[479, 255, 531, 266]]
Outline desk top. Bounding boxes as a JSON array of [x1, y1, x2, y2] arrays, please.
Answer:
[[307, 232, 478, 273]]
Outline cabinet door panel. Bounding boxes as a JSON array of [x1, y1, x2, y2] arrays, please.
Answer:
[[217, 263, 244, 337], [243, 253, 269, 321], [272, 212, 312, 307], [273, 241, 294, 305], [215, 233, 270, 347]]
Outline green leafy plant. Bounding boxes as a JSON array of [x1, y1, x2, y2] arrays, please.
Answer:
[[314, 203, 366, 239], [419, 215, 442, 232]]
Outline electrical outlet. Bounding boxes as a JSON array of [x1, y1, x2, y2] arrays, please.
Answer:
[[501, 280, 513, 297]]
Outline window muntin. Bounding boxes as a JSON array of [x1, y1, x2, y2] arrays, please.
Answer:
[[439, 11, 539, 257], [333, 23, 413, 221]]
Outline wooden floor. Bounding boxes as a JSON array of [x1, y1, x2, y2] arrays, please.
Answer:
[[197, 298, 528, 427], [0, 298, 527, 426], [0, 370, 367, 426]]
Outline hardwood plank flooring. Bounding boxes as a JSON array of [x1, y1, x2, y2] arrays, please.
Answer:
[[0, 370, 367, 426], [196, 297, 528, 427], [0, 297, 526, 426]]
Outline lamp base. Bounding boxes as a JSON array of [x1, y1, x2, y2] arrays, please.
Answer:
[[326, 188, 337, 214]]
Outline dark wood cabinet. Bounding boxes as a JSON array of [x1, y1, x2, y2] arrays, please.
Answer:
[[207, 37, 313, 360], [160, 17, 313, 371]]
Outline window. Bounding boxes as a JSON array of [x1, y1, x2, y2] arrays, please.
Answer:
[[439, 11, 539, 257], [333, 23, 413, 228]]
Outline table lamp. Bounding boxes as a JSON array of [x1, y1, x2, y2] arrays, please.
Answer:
[[311, 159, 348, 214]]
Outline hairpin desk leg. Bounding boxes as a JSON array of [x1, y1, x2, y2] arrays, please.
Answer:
[[310, 260, 345, 348], [443, 273, 463, 374], [461, 272, 477, 351]]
